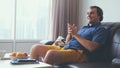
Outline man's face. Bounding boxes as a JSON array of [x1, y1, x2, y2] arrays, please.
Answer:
[[87, 8, 100, 24]]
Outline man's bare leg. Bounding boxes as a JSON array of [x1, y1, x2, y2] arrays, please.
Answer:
[[43, 49, 85, 65], [30, 44, 47, 61]]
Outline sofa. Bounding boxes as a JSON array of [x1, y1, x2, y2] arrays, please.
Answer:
[[45, 22, 120, 68]]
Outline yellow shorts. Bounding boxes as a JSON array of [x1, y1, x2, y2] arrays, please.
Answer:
[[44, 45, 87, 63]]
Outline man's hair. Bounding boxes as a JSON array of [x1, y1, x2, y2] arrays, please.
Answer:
[[90, 6, 103, 21]]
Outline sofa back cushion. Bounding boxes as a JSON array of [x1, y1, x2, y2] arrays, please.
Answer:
[[112, 29, 120, 58], [102, 22, 120, 61]]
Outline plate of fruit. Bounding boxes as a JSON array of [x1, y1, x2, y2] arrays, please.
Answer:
[[10, 52, 28, 61]]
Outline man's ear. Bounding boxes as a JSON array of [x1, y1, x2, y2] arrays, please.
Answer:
[[97, 16, 101, 21]]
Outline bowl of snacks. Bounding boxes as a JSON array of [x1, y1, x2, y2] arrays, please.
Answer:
[[10, 52, 28, 61]]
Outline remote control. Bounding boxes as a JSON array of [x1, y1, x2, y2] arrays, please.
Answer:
[[10, 59, 39, 64], [17, 59, 37, 62]]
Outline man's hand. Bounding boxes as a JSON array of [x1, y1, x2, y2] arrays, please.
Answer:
[[67, 23, 77, 36]]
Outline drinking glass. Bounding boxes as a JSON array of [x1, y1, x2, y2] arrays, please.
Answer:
[[0, 50, 6, 60]]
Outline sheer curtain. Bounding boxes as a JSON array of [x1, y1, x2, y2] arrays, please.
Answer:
[[0, 0, 79, 41], [16, 0, 52, 40], [0, 0, 14, 40], [0, 0, 52, 40], [51, 0, 79, 40]]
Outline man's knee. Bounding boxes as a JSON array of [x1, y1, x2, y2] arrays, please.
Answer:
[[46, 50, 58, 57], [31, 44, 44, 50], [44, 50, 61, 64]]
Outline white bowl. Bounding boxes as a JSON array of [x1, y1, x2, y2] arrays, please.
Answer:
[[10, 56, 28, 61]]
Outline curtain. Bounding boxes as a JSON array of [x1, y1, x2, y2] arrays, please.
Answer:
[[0, 0, 52, 40], [51, 0, 79, 40]]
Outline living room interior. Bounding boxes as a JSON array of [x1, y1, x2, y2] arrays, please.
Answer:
[[0, 0, 120, 68]]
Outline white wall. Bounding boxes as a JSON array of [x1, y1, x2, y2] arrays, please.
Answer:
[[79, 0, 120, 26]]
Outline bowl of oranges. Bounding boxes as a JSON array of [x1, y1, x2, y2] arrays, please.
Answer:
[[10, 52, 28, 61]]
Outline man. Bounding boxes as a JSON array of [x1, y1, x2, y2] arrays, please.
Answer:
[[30, 6, 109, 65]]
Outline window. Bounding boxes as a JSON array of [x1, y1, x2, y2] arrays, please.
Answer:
[[0, 0, 14, 39], [0, 0, 52, 40]]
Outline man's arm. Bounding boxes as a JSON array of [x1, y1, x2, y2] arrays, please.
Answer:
[[65, 33, 71, 44], [65, 23, 72, 44], [73, 34, 100, 52], [68, 23, 100, 52]]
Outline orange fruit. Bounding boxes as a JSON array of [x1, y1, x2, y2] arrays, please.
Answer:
[[10, 52, 16, 57], [16, 52, 24, 57], [10, 52, 28, 58]]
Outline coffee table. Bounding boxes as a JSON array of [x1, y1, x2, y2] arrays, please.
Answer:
[[0, 53, 53, 68]]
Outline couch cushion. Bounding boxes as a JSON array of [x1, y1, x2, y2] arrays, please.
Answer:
[[101, 23, 120, 61], [112, 29, 120, 58]]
